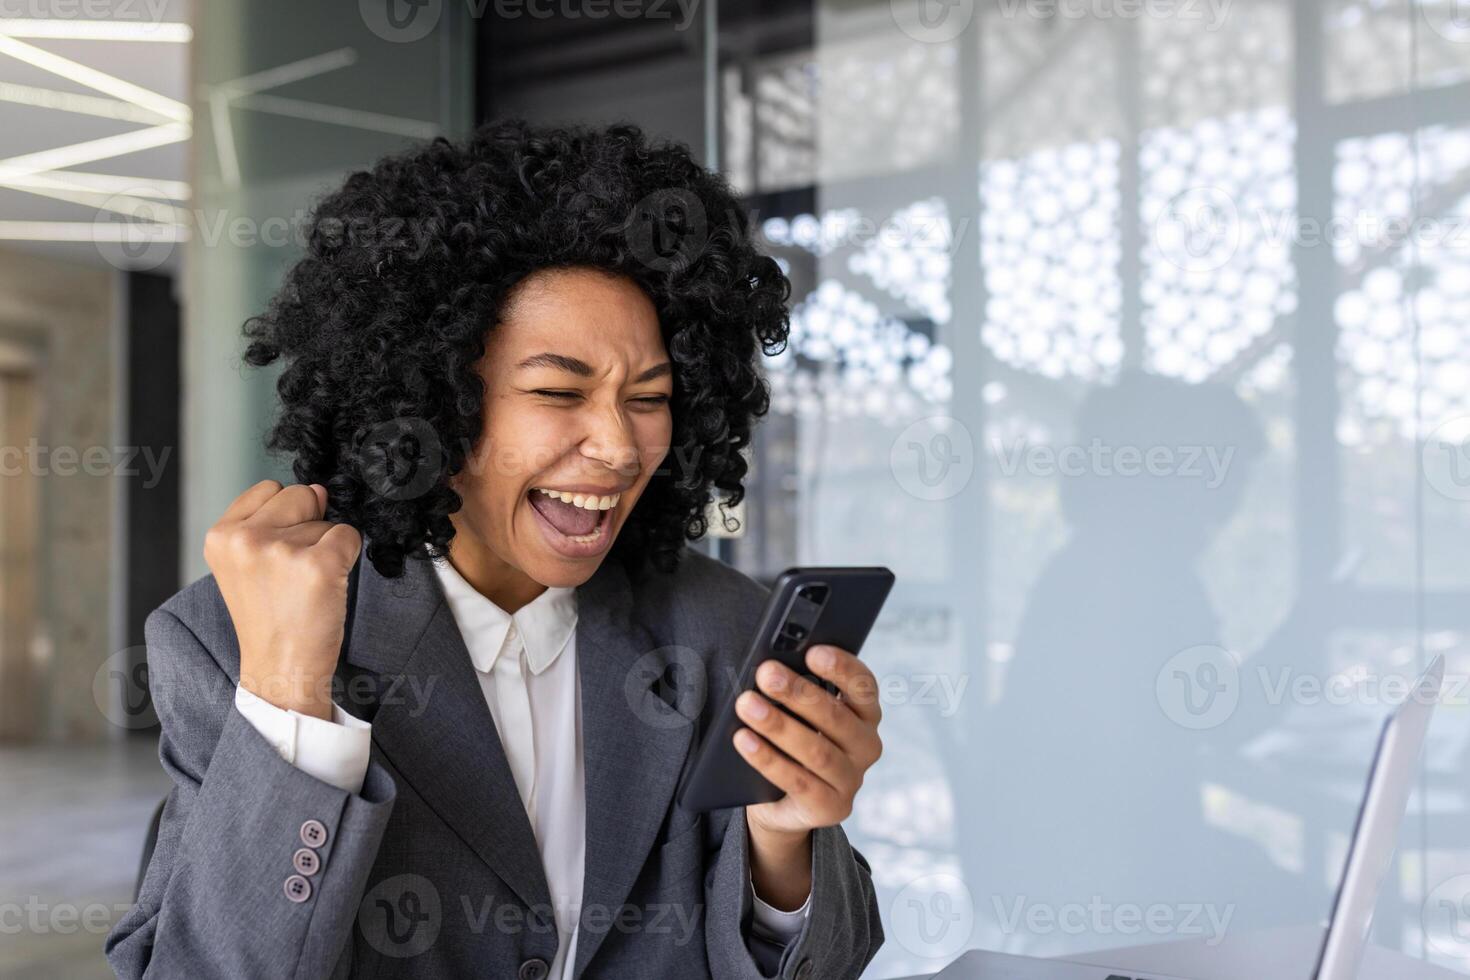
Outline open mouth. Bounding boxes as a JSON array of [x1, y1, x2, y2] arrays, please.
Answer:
[[527, 487, 621, 558]]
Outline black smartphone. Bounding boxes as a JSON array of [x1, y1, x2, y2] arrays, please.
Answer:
[[677, 566, 895, 813]]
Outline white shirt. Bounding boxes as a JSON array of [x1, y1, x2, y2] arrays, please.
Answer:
[[235, 556, 809, 976]]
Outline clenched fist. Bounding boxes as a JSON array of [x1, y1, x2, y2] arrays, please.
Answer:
[[204, 480, 362, 721]]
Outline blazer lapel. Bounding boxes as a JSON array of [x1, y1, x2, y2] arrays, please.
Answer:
[[572, 558, 699, 980], [342, 555, 554, 917]]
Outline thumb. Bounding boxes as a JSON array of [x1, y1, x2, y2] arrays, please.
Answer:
[[308, 482, 328, 518]]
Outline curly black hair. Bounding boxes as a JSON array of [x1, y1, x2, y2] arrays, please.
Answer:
[[243, 119, 790, 578]]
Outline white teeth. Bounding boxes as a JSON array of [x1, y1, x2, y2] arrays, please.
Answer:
[[534, 487, 620, 512], [565, 524, 603, 544]]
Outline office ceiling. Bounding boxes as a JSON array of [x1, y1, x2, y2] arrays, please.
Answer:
[[0, 1, 190, 274]]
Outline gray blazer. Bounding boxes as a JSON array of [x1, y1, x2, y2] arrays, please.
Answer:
[[106, 547, 883, 979]]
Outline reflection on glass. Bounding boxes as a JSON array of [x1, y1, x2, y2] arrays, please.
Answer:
[[720, 3, 1470, 975]]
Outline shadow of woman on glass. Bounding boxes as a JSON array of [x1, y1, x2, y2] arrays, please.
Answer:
[[973, 369, 1316, 956]]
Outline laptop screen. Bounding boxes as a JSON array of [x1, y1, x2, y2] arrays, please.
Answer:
[[1312, 657, 1443, 980]]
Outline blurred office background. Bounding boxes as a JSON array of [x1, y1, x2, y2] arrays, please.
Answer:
[[1, 1, 1469, 977]]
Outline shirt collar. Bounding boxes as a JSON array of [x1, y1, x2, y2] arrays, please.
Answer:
[[429, 556, 578, 676]]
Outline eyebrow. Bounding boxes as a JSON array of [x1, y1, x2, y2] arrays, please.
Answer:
[[632, 362, 672, 383], [517, 353, 672, 384], [517, 352, 593, 376]]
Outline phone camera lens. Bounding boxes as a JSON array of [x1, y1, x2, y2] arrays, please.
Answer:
[[797, 585, 829, 605], [782, 623, 808, 641]]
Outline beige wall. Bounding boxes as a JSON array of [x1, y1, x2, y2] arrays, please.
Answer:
[[0, 246, 118, 742]]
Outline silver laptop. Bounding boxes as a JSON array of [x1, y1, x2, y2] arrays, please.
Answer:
[[936, 655, 1446, 980]]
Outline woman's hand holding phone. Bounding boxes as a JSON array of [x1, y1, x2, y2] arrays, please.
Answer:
[[204, 480, 362, 722], [734, 643, 884, 911]]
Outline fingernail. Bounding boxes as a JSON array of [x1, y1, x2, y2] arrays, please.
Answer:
[[810, 646, 836, 670], [735, 730, 760, 753], [740, 693, 769, 719], [763, 664, 787, 691]]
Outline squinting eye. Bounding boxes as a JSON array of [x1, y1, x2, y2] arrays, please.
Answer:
[[631, 395, 670, 407], [532, 389, 581, 400]]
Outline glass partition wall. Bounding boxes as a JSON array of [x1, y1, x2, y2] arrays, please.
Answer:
[[183, 0, 473, 580], [705, 1, 1470, 976]]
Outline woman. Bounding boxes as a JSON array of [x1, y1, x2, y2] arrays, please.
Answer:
[[106, 120, 885, 979]]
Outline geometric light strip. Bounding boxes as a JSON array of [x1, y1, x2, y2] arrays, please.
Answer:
[[234, 93, 440, 140], [0, 33, 188, 122], [0, 123, 189, 180], [0, 169, 189, 200], [0, 80, 165, 123], [0, 20, 192, 42], [0, 179, 186, 222], [0, 220, 186, 241]]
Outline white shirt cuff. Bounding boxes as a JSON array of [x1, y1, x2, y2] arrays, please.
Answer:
[[234, 685, 372, 796], [748, 876, 811, 942]]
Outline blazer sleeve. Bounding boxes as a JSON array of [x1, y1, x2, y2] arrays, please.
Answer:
[[105, 608, 397, 979], [703, 805, 883, 980]]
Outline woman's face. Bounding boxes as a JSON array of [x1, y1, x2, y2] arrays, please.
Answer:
[[450, 267, 674, 592]]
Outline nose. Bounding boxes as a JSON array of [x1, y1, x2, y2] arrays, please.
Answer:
[[578, 401, 641, 476]]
